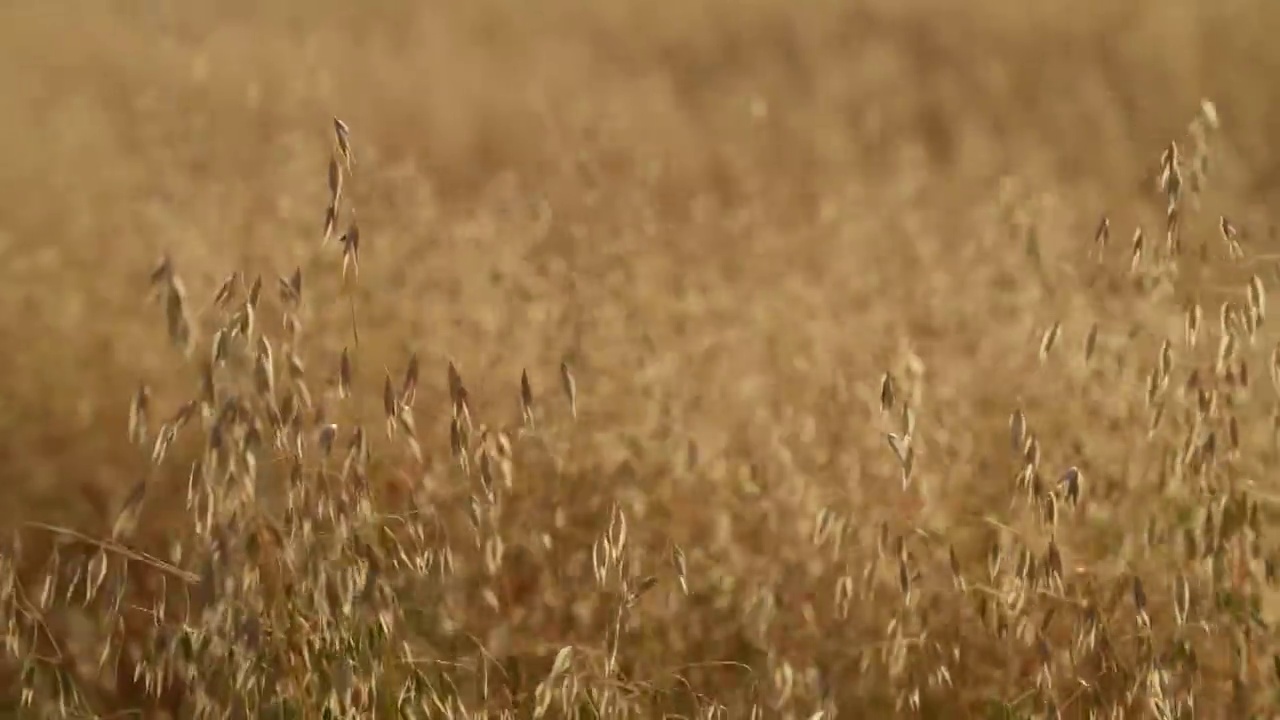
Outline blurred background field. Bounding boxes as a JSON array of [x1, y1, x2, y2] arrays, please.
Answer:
[[2, 0, 1277, 527], [1, 0, 1280, 716]]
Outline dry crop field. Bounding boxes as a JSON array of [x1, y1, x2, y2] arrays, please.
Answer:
[[2, 0, 1280, 717]]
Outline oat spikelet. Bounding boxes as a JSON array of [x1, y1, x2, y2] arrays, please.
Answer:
[[450, 416, 465, 468], [1173, 573, 1191, 626], [1249, 275, 1266, 323], [626, 575, 660, 607], [148, 253, 173, 290], [401, 352, 420, 407], [1269, 344, 1280, 394], [212, 271, 240, 308], [322, 203, 338, 245], [948, 545, 964, 590], [111, 478, 149, 542], [1038, 321, 1061, 362], [333, 117, 354, 171], [886, 432, 914, 489], [560, 360, 578, 420], [1220, 216, 1245, 260], [1083, 323, 1099, 364], [1219, 301, 1235, 339], [1059, 466, 1081, 506], [1216, 334, 1236, 377], [247, 275, 263, 309], [318, 423, 338, 457], [338, 347, 353, 399], [1159, 142, 1181, 201], [520, 369, 535, 430], [1129, 228, 1145, 274], [1220, 216, 1237, 242], [1010, 409, 1026, 454], [255, 336, 276, 400], [383, 372, 397, 439], [156, 260, 193, 354], [447, 361, 466, 413], [1185, 303, 1202, 349], [1132, 575, 1149, 627], [340, 219, 361, 280], [128, 384, 151, 446], [879, 372, 896, 413], [279, 267, 303, 308], [328, 155, 344, 207], [1092, 215, 1109, 262]]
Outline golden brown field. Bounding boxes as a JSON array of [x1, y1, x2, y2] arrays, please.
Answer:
[[2, 0, 1280, 717]]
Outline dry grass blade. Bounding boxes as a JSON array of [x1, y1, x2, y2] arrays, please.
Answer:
[[24, 522, 198, 583]]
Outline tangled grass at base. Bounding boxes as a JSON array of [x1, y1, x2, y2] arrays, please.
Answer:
[[3, 100, 1280, 719]]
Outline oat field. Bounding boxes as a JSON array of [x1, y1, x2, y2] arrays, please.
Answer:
[[2, 0, 1280, 717]]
